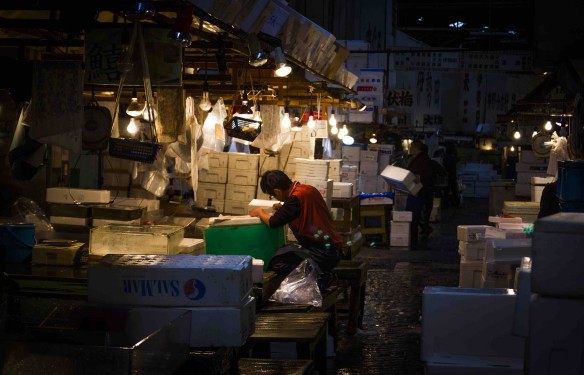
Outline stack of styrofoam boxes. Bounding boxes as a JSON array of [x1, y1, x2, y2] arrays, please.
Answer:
[[481, 226, 530, 288], [457, 225, 491, 288], [515, 149, 548, 198], [88, 254, 256, 348], [224, 152, 260, 215], [502, 201, 540, 223], [196, 151, 228, 213], [530, 176, 555, 203], [359, 149, 379, 193], [341, 145, 361, 192], [279, 129, 315, 178], [326, 159, 343, 182], [458, 162, 500, 198], [390, 210, 412, 247], [422, 286, 525, 374], [367, 144, 394, 192], [46, 187, 112, 228], [294, 158, 333, 209], [528, 212, 584, 375], [257, 150, 287, 199]]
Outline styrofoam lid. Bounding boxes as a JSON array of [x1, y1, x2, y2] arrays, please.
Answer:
[[534, 212, 584, 234]]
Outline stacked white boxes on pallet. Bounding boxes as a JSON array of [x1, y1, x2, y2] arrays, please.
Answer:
[[196, 151, 228, 212], [422, 286, 525, 374], [515, 150, 548, 198], [294, 158, 332, 209], [359, 149, 379, 193], [457, 225, 491, 288], [88, 254, 256, 348], [528, 212, 584, 375], [224, 153, 260, 215], [390, 210, 412, 247]]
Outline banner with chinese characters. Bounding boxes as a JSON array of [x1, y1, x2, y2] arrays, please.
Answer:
[[349, 69, 384, 123], [84, 27, 182, 86]]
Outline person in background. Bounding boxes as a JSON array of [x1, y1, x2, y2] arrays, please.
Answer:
[[406, 140, 437, 248], [249, 170, 342, 290], [538, 180, 560, 218], [443, 142, 460, 207]]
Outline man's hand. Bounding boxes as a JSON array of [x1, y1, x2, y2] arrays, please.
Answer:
[[272, 202, 282, 211], [249, 208, 265, 217]]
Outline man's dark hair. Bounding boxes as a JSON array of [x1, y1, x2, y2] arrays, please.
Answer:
[[260, 170, 292, 196]]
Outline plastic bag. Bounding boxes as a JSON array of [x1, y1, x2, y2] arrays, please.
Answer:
[[11, 197, 53, 232], [269, 258, 323, 307]]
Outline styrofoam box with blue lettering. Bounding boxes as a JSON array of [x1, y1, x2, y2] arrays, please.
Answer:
[[88, 254, 253, 307]]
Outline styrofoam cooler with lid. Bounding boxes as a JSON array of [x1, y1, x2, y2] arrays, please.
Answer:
[[380, 165, 422, 195], [532, 212, 584, 297]]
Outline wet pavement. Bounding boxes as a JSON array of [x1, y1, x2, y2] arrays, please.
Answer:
[[328, 197, 490, 375]]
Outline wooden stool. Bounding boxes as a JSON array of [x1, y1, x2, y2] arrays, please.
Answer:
[[238, 358, 314, 375], [332, 260, 368, 334], [244, 312, 330, 375]]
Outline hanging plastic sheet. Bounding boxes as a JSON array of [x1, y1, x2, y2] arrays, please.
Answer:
[[28, 60, 84, 154], [154, 87, 186, 144], [8, 102, 47, 181]]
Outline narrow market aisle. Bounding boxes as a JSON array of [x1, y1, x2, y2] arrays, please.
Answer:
[[328, 198, 490, 375]]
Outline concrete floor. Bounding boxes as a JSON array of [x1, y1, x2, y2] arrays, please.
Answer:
[[327, 197, 490, 375]]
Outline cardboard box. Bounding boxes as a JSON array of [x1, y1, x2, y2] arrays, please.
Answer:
[[88, 254, 253, 307], [46, 187, 111, 205], [456, 225, 491, 242], [199, 167, 228, 184], [226, 184, 256, 202], [228, 152, 260, 170], [458, 240, 486, 260], [227, 168, 259, 185]]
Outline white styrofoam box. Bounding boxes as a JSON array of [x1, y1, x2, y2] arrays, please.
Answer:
[[488, 216, 523, 224], [484, 227, 528, 240], [360, 150, 378, 162], [341, 170, 359, 182], [497, 222, 532, 231], [252, 258, 264, 283], [223, 199, 250, 215], [341, 162, 359, 172], [176, 295, 256, 347], [379, 165, 422, 195], [360, 195, 393, 205], [376, 175, 389, 192], [208, 216, 261, 226], [293, 158, 329, 179], [520, 149, 543, 164], [248, 198, 280, 213], [226, 184, 256, 202], [515, 162, 547, 173], [485, 238, 532, 263], [481, 273, 514, 289], [531, 176, 555, 185], [456, 225, 491, 242], [46, 187, 111, 205], [332, 182, 354, 198], [199, 167, 228, 183], [392, 210, 412, 222], [196, 182, 226, 202], [259, 152, 286, 173], [342, 145, 361, 162], [528, 294, 584, 375], [425, 357, 523, 375], [32, 241, 86, 266], [327, 159, 343, 177], [113, 197, 160, 212], [359, 160, 379, 175], [50, 216, 89, 226], [227, 168, 259, 186], [207, 151, 229, 168], [92, 218, 141, 226], [295, 178, 333, 208], [516, 171, 548, 185], [177, 238, 205, 255], [359, 175, 377, 194], [459, 256, 482, 288], [228, 152, 260, 170], [514, 182, 530, 197], [281, 142, 312, 160], [390, 235, 410, 247], [532, 212, 584, 297], [88, 254, 253, 307], [458, 240, 486, 260], [367, 143, 394, 154], [421, 286, 525, 362], [391, 221, 409, 236], [256, 177, 270, 200]]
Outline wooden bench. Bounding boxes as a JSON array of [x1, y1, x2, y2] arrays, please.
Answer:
[[243, 312, 330, 375], [238, 358, 314, 375], [332, 260, 368, 334]]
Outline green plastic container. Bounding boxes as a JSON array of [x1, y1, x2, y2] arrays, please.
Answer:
[[204, 224, 285, 270]]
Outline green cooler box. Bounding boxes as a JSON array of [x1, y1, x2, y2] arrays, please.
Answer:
[[204, 218, 286, 270]]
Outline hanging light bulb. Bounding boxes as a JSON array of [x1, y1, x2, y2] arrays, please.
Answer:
[[142, 103, 157, 121], [513, 128, 521, 139], [329, 109, 337, 127], [127, 117, 140, 134], [532, 128, 538, 138], [370, 133, 378, 143], [330, 124, 338, 135], [126, 89, 144, 117], [273, 47, 292, 77], [338, 124, 348, 139], [307, 106, 315, 129], [510, 145, 515, 152], [281, 110, 291, 128], [199, 81, 212, 111], [544, 120, 553, 131], [342, 135, 355, 145]]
